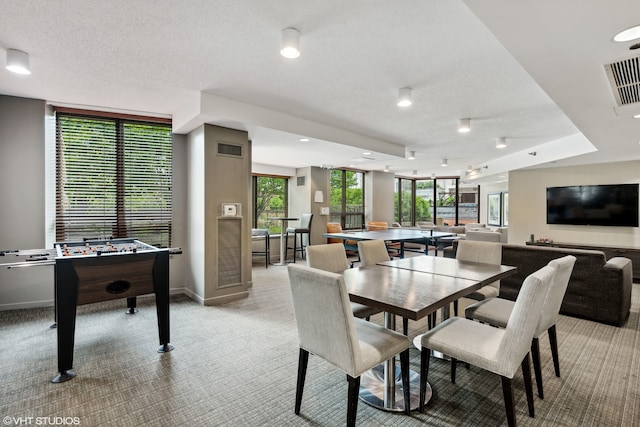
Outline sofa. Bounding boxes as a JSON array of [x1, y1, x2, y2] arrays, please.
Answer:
[[445, 242, 633, 326]]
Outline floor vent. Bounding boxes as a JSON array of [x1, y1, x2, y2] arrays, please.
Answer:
[[605, 56, 640, 106]]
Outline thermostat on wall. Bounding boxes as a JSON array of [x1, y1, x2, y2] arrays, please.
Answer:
[[221, 203, 241, 217]]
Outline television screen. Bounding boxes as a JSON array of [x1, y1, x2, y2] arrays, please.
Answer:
[[546, 184, 639, 227]]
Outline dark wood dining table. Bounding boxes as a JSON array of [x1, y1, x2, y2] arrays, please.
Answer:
[[342, 257, 517, 412]]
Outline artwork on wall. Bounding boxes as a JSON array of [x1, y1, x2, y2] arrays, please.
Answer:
[[502, 192, 509, 226], [488, 192, 502, 226]]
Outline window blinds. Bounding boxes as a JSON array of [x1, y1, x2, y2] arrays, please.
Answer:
[[55, 112, 172, 247]]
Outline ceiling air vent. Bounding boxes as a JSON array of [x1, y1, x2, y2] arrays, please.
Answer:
[[605, 56, 640, 106]]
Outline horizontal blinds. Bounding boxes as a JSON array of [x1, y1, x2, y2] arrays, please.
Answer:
[[56, 113, 172, 247]]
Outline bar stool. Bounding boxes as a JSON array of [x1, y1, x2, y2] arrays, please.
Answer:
[[251, 228, 270, 268], [285, 213, 313, 262]]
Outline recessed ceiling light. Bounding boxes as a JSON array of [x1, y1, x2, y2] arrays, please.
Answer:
[[496, 137, 507, 149], [363, 152, 371, 155], [397, 87, 412, 107], [299, 137, 309, 142], [458, 118, 471, 133], [441, 158, 448, 167], [614, 25, 640, 42], [407, 150, 416, 160], [634, 114, 640, 119]]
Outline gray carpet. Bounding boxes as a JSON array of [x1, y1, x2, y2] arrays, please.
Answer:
[[1, 264, 639, 426]]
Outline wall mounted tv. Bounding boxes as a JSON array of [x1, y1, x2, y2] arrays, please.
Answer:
[[546, 184, 639, 227]]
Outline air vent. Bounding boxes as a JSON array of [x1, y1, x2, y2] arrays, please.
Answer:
[[297, 175, 306, 186], [605, 56, 640, 106], [217, 142, 242, 157]]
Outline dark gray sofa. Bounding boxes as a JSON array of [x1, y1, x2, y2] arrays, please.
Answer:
[[445, 242, 633, 326]]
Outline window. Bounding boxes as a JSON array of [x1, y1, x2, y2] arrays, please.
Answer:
[[253, 175, 288, 233], [55, 110, 172, 247], [395, 176, 478, 226], [330, 169, 365, 229]]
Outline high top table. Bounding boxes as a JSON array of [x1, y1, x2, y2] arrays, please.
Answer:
[[343, 258, 517, 412], [268, 217, 298, 266], [323, 228, 454, 257]]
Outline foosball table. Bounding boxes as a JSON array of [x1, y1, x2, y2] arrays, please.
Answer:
[[0, 238, 174, 383]]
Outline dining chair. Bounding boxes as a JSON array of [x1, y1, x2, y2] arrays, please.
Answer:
[[306, 244, 380, 320], [287, 264, 411, 426], [417, 264, 556, 427], [286, 213, 313, 262], [452, 240, 502, 315], [365, 221, 401, 257], [327, 222, 359, 263], [464, 255, 576, 399], [357, 239, 411, 335]]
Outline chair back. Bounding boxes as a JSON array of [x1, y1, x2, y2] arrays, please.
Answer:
[[366, 221, 388, 231], [299, 213, 313, 230], [357, 240, 390, 267], [306, 243, 350, 273], [326, 222, 343, 244], [466, 230, 502, 242], [287, 264, 361, 374], [499, 265, 555, 376], [456, 240, 502, 290], [538, 255, 576, 333]]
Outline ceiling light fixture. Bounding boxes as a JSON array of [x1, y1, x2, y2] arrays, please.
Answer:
[[280, 28, 300, 58], [496, 137, 507, 148], [299, 137, 309, 142], [384, 165, 390, 172], [412, 170, 418, 176], [441, 158, 448, 167], [458, 118, 471, 133], [634, 114, 640, 119], [466, 164, 473, 172], [5, 49, 31, 75], [407, 150, 416, 160], [397, 87, 412, 107], [614, 25, 640, 42], [431, 173, 436, 179]]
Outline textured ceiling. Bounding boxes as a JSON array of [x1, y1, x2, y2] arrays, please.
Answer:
[[1, 0, 639, 183]]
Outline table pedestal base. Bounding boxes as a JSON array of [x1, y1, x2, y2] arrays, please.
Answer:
[[359, 364, 431, 412]]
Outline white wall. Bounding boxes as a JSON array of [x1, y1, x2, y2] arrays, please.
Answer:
[[509, 161, 640, 247]]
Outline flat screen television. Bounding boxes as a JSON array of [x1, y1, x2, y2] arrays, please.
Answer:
[[546, 184, 639, 227]]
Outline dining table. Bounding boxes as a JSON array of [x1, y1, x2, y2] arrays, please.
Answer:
[[342, 257, 517, 412]]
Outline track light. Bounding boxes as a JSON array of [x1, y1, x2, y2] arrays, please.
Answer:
[[281, 28, 300, 58], [6, 49, 31, 75], [466, 164, 473, 172], [412, 170, 417, 176], [407, 150, 416, 160], [496, 137, 507, 148], [431, 173, 436, 179], [384, 165, 390, 172], [458, 118, 471, 133], [397, 87, 412, 107], [441, 158, 448, 167]]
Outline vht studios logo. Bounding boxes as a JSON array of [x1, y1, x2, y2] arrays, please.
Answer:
[[3, 417, 81, 426]]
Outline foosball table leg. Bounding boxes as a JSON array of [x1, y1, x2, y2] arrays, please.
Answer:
[[126, 296, 138, 314]]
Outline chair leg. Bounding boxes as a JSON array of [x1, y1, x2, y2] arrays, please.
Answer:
[[346, 374, 361, 427], [500, 376, 516, 427], [419, 346, 431, 412], [403, 317, 408, 335], [548, 325, 561, 377], [285, 231, 290, 263], [531, 337, 544, 399], [295, 349, 309, 415], [400, 349, 411, 415], [522, 352, 535, 418], [292, 232, 298, 263], [453, 299, 458, 317], [450, 357, 457, 384]]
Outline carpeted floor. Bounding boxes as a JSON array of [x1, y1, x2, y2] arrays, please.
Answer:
[[0, 263, 639, 426]]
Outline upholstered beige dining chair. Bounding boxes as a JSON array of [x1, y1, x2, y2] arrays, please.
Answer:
[[417, 264, 556, 427], [306, 244, 380, 319], [287, 264, 411, 426], [451, 240, 502, 316], [465, 255, 576, 399], [356, 239, 411, 335]]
